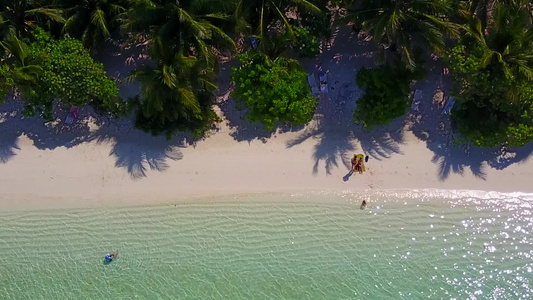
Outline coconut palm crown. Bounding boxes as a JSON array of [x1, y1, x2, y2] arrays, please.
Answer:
[[343, 0, 458, 66], [60, 0, 127, 52], [0, 0, 64, 39], [465, 2, 533, 81]]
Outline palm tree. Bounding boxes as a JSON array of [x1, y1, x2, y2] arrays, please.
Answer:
[[232, 0, 322, 49], [0, 0, 64, 39], [60, 0, 127, 52], [122, 0, 234, 137], [123, 0, 235, 68], [465, 3, 533, 81], [468, 0, 530, 33], [343, 0, 458, 66], [125, 50, 218, 138], [0, 29, 43, 93]]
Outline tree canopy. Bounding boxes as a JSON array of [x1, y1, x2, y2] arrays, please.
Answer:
[[445, 1, 533, 147], [354, 59, 424, 129], [0, 0, 532, 148], [22, 27, 121, 119], [343, 0, 458, 66]]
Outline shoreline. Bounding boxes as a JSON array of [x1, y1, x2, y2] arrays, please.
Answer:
[[1, 121, 533, 212], [2, 186, 533, 212]]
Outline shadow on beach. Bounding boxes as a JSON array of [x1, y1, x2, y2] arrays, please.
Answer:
[[286, 28, 405, 175], [0, 100, 188, 179], [217, 99, 305, 143], [90, 121, 188, 180], [408, 59, 533, 181]]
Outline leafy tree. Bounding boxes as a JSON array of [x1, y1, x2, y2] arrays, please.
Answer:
[[231, 51, 317, 130], [446, 41, 533, 147], [467, 0, 530, 33], [60, 0, 127, 52], [23, 27, 121, 119], [354, 59, 424, 129], [126, 50, 220, 139], [291, 26, 320, 58], [445, 2, 533, 147], [0, 0, 64, 38], [232, 0, 329, 55], [123, 0, 234, 138], [342, 0, 458, 67], [233, 0, 322, 34]]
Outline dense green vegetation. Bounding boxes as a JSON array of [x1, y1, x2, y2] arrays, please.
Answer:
[[122, 0, 235, 138], [1, 27, 119, 119], [26, 28, 121, 119], [343, 0, 458, 66], [232, 51, 317, 130], [354, 59, 424, 129], [0, 0, 532, 147], [446, 2, 533, 147]]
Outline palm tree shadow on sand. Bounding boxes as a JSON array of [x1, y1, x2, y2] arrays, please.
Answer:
[[408, 67, 533, 181], [0, 130, 20, 164], [285, 28, 406, 177], [217, 97, 305, 143], [0, 99, 188, 179], [90, 121, 189, 180]]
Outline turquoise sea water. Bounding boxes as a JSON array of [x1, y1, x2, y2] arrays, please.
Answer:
[[0, 190, 532, 299]]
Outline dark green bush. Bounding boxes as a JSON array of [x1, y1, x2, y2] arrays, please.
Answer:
[[354, 61, 424, 129]]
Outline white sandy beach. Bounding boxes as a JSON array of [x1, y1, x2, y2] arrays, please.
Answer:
[[1, 28, 533, 211]]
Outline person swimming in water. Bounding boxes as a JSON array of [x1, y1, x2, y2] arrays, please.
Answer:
[[105, 252, 118, 263], [360, 200, 367, 210]]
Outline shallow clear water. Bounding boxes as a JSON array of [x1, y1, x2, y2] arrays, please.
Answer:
[[1, 190, 532, 299]]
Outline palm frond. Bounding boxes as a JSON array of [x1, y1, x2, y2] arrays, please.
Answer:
[[288, 0, 322, 13], [91, 9, 111, 37], [259, 0, 265, 40], [0, 29, 27, 66], [204, 22, 236, 52], [26, 8, 65, 24], [161, 64, 178, 88], [201, 13, 229, 21], [62, 15, 79, 34], [14, 65, 43, 81], [178, 88, 201, 114], [178, 7, 209, 39]]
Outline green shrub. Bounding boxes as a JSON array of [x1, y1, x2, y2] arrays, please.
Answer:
[[24, 27, 122, 119], [231, 51, 318, 130], [354, 62, 423, 129]]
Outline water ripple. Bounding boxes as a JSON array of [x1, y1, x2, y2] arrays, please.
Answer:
[[0, 190, 532, 299]]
